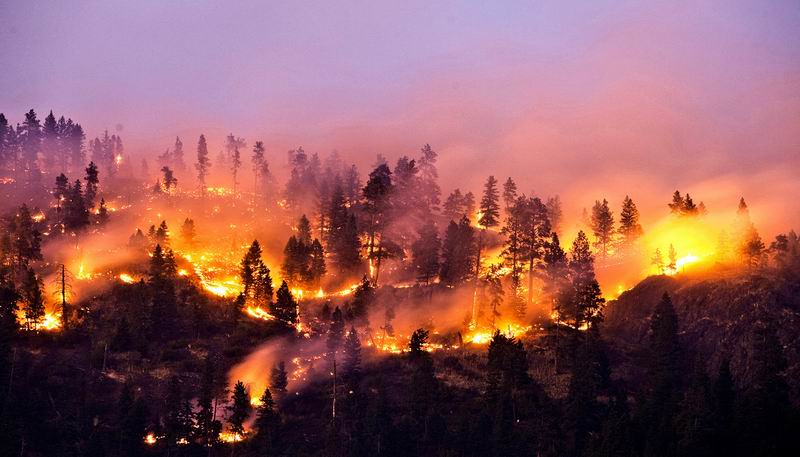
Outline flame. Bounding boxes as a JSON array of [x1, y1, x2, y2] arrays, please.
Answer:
[[674, 254, 700, 272], [144, 433, 158, 445], [119, 273, 135, 284], [219, 431, 246, 443]]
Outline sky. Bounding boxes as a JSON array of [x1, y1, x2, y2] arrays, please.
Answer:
[[2, 0, 799, 231]]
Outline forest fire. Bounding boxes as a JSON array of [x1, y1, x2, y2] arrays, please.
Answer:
[[3, 5, 798, 454]]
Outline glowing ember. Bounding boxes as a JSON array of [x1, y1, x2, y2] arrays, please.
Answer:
[[144, 433, 158, 445]]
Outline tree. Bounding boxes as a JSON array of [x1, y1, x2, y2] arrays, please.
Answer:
[[84, 161, 99, 209], [20, 268, 45, 330], [251, 140, 265, 199], [97, 198, 109, 224], [641, 292, 681, 457], [172, 136, 185, 171], [180, 218, 195, 246], [439, 216, 475, 286], [502, 177, 518, 215], [591, 199, 614, 258], [196, 355, 222, 447], [327, 306, 345, 355], [411, 220, 440, 285], [618, 196, 643, 247], [342, 326, 362, 388], [556, 231, 605, 329], [160, 166, 177, 192], [309, 239, 326, 288], [520, 197, 551, 312], [546, 195, 563, 235], [271, 281, 298, 325], [163, 376, 193, 448], [64, 180, 89, 230], [417, 144, 441, 214], [195, 134, 211, 194], [651, 248, 665, 274], [362, 163, 393, 282], [741, 226, 765, 269], [227, 381, 252, 438], [667, 244, 677, 273], [253, 388, 278, 454], [229, 146, 242, 197], [270, 361, 288, 396], [349, 275, 374, 325], [19, 109, 42, 181], [668, 190, 684, 214]]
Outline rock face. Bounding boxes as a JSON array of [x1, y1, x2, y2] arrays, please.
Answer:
[[603, 268, 800, 399]]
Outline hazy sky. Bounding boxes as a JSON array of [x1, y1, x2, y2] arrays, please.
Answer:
[[2, 0, 799, 228]]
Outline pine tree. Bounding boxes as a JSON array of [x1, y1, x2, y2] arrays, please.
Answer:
[[97, 198, 109, 224], [343, 326, 362, 388], [163, 376, 194, 448], [520, 197, 551, 311], [180, 218, 195, 246], [502, 177, 518, 215], [667, 244, 677, 273], [591, 198, 615, 258], [20, 109, 42, 181], [21, 268, 45, 330], [227, 381, 252, 438], [641, 292, 681, 457], [309, 239, 326, 288], [231, 146, 242, 197], [171, 136, 185, 171], [652, 248, 665, 274], [252, 140, 265, 199], [618, 195, 643, 246], [64, 180, 89, 230], [417, 144, 441, 214], [546, 195, 563, 235], [196, 355, 222, 447], [84, 161, 99, 209], [327, 306, 345, 356], [270, 361, 289, 396], [253, 388, 278, 454], [439, 216, 475, 286], [161, 166, 177, 192], [271, 281, 298, 324], [668, 190, 684, 214], [411, 220, 440, 285], [195, 134, 211, 194], [362, 163, 393, 279]]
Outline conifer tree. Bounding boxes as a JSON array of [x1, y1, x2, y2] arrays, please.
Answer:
[[439, 216, 475, 286], [641, 292, 681, 457], [591, 198, 614, 258], [253, 388, 278, 454], [502, 177, 518, 215], [618, 195, 643, 246], [196, 355, 222, 447], [327, 306, 345, 355], [21, 268, 45, 330], [195, 134, 211, 194], [271, 281, 298, 324], [668, 190, 685, 214], [172, 136, 185, 171], [64, 180, 89, 230], [270, 361, 289, 396], [411, 220, 440, 285], [84, 161, 99, 209], [546, 195, 563, 235], [180, 218, 195, 246], [652, 248, 665, 274], [228, 381, 252, 438], [667, 244, 677, 273], [343, 326, 362, 388]]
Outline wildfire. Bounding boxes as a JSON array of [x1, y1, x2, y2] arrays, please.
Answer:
[[219, 431, 246, 443], [246, 306, 275, 321], [674, 254, 700, 272], [465, 322, 531, 345], [119, 273, 136, 284]]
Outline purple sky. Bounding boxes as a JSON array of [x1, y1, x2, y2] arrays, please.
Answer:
[[2, 0, 799, 229]]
